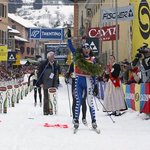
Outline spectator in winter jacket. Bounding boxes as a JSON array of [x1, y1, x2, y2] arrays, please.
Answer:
[[28, 67, 42, 107], [38, 51, 59, 115]]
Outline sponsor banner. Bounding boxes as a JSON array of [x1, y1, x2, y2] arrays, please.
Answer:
[[7, 51, 16, 62], [134, 84, 140, 111], [0, 46, 8, 61], [125, 83, 138, 110], [88, 25, 119, 41], [130, 83, 136, 110], [13, 54, 21, 65], [101, 5, 134, 23], [140, 83, 150, 113], [126, 84, 132, 109], [125, 83, 150, 113], [29, 28, 64, 40], [85, 38, 99, 54], [45, 43, 68, 60], [130, 0, 150, 59]]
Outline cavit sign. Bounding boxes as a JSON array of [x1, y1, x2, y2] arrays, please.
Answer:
[[29, 28, 64, 40], [88, 25, 119, 41]]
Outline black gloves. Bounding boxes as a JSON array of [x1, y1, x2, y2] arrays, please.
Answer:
[[65, 78, 69, 84], [93, 84, 98, 96], [67, 28, 71, 38], [64, 72, 70, 84]]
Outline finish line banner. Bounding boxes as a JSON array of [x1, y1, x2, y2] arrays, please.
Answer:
[[29, 28, 64, 40]]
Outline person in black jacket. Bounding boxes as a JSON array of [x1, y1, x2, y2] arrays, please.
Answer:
[[38, 51, 59, 115], [65, 62, 87, 125], [28, 67, 42, 107]]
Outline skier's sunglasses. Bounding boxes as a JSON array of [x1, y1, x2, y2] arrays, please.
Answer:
[[82, 45, 90, 49]]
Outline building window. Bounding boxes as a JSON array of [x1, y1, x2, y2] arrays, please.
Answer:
[[0, 30, 7, 45], [31, 48, 34, 55], [12, 25, 16, 29], [4, 5, 7, 18], [20, 46, 25, 54], [0, 4, 2, 17], [101, 0, 103, 6], [26, 47, 30, 55], [0, 4, 7, 18]]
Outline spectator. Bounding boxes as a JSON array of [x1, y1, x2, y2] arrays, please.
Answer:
[[28, 66, 42, 107], [38, 51, 59, 115], [103, 55, 127, 116]]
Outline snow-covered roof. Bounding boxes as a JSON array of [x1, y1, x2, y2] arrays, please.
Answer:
[[14, 35, 29, 42], [8, 13, 37, 28], [8, 26, 20, 34]]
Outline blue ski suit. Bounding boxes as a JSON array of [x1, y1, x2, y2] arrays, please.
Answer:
[[68, 39, 96, 123]]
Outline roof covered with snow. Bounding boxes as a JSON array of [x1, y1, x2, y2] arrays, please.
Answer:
[[14, 35, 29, 42], [8, 26, 20, 34], [8, 13, 37, 28]]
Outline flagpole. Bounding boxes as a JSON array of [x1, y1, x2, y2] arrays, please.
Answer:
[[115, 0, 119, 62]]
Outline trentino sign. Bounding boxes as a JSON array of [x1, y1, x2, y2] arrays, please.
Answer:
[[29, 28, 64, 40]]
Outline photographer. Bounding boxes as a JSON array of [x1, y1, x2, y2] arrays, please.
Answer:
[[132, 43, 150, 83]]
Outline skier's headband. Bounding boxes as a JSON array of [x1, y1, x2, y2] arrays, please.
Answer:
[[82, 43, 90, 50]]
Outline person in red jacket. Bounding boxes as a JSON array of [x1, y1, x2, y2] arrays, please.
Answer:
[[127, 66, 141, 84]]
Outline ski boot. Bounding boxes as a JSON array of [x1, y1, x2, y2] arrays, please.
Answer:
[[92, 120, 97, 129], [74, 120, 79, 129]]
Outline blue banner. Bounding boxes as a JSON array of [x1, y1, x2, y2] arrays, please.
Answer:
[[29, 28, 64, 40]]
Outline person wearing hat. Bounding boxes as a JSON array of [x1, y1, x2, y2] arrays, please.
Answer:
[[68, 38, 102, 130]]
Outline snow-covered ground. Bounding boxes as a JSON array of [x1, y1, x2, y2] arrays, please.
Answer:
[[0, 77, 150, 150]]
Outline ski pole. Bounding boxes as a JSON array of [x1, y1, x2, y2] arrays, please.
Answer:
[[97, 97, 115, 123], [35, 61, 50, 86], [93, 96, 99, 111], [66, 83, 72, 117]]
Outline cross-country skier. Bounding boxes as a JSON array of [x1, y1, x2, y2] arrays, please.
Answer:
[[67, 38, 102, 130], [65, 62, 87, 125]]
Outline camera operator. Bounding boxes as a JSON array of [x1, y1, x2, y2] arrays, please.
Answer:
[[132, 44, 150, 83]]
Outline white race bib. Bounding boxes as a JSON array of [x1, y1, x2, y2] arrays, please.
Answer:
[[49, 73, 54, 79]]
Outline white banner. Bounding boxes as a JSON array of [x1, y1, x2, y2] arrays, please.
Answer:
[[101, 5, 134, 23]]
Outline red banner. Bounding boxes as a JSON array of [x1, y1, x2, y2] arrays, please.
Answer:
[[88, 25, 119, 41]]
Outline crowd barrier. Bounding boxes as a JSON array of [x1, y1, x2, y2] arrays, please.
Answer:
[[0, 78, 33, 114], [0, 78, 149, 114], [123, 83, 150, 114], [98, 82, 150, 114]]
